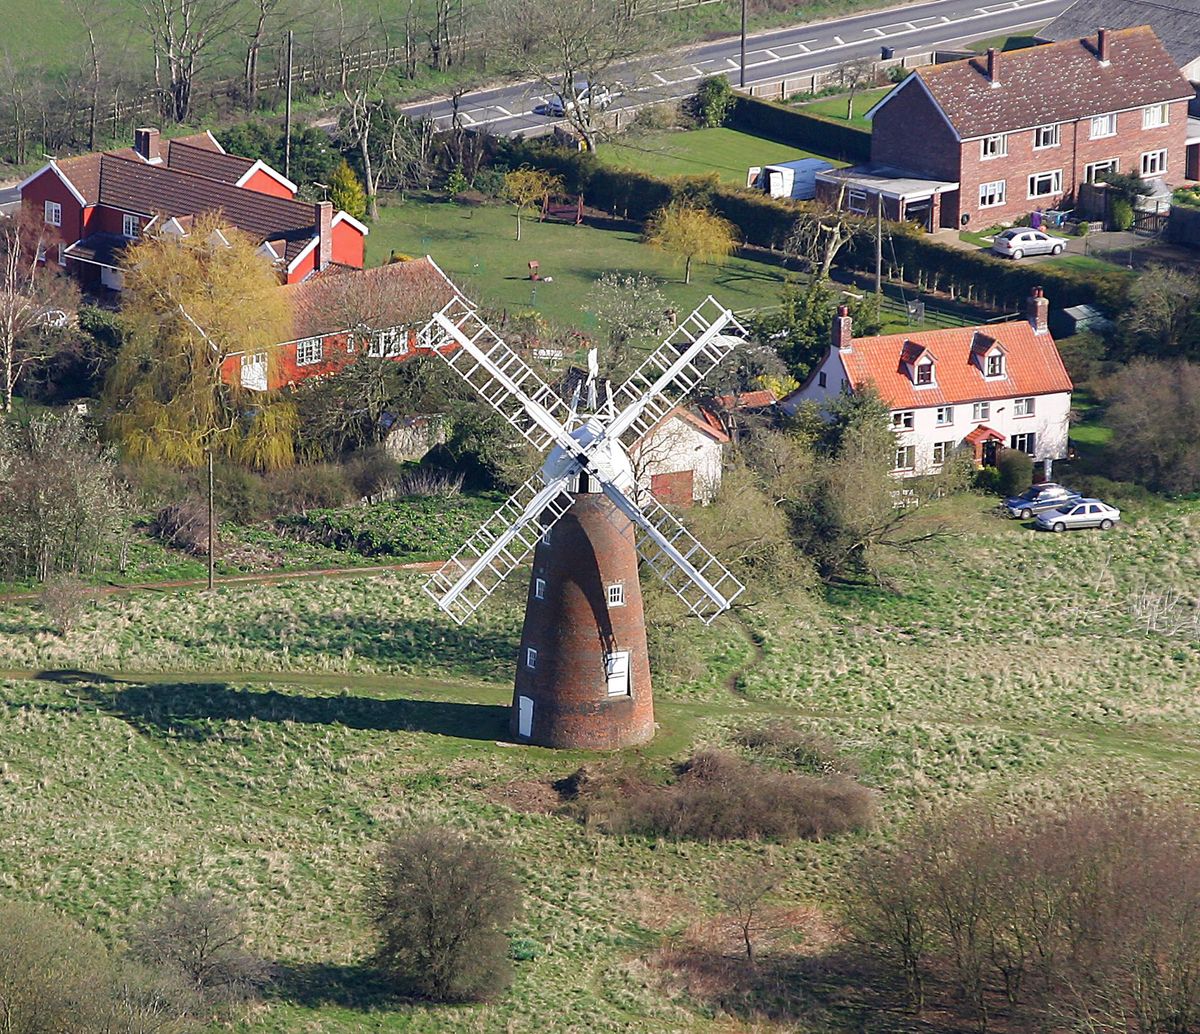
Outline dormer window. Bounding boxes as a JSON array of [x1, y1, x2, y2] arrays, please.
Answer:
[[915, 362, 933, 385], [985, 352, 1005, 377]]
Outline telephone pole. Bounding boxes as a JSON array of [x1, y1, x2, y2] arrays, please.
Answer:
[[875, 192, 883, 297], [207, 450, 215, 592], [284, 30, 294, 181], [739, 0, 747, 88]]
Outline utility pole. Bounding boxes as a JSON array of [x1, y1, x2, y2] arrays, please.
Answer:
[[207, 450, 215, 592], [284, 29, 294, 182], [739, 0, 747, 88], [875, 192, 883, 297]]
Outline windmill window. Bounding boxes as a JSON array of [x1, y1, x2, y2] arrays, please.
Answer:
[[534, 577, 546, 600], [607, 583, 625, 607], [526, 647, 538, 669], [818, 371, 827, 388], [605, 651, 631, 697]]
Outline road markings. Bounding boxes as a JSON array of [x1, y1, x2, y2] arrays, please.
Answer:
[[833, 34, 845, 44]]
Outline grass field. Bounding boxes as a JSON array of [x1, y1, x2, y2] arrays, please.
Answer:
[[598, 126, 844, 184], [3, 491, 1200, 1031], [366, 194, 796, 327], [793, 86, 891, 128]]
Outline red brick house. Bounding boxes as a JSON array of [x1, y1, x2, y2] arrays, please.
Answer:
[[817, 27, 1195, 230], [18, 128, 367, 289], [221, 256, 468, 392]]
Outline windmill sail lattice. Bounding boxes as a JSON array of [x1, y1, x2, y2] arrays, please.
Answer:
[[418, 296, 748, 628]]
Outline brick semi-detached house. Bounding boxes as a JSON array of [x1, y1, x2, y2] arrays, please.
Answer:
[[18, 128, 367, 289], [817, 26, 1195, 230]]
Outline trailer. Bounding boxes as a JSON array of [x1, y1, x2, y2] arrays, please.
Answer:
[[746, 158, 834, 200]]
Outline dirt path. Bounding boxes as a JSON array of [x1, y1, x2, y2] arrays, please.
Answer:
[[724, 612, 766, 698], [0, 559, 442, 603]]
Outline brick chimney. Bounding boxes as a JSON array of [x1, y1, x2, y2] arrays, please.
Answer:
[[1097, 27, 1110, 64], [986, 47, 1000, 86], [1027, 286, 1049, 335], [317, 201, 333, 270], [832, 304, 853, 351], [133, 127, 160, 163]]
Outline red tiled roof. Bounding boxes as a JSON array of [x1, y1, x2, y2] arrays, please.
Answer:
[[166, 139, 255, 184], [277, 258, 465, 343], [838, 319, 1073, 409], [913, 26, 1193, 137], [96, 153, 319, 263], [170, 131, 223, 153], [55, 153, 103, 203], [713, 389, 778, 409], [965, 424, 1006, 444]]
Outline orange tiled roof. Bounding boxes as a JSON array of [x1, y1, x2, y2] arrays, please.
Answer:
[[839, 319, 1072, 409], [713, 389, 778, 409]]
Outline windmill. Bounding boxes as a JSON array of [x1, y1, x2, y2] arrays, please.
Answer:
[[417, 296, 747, 749]]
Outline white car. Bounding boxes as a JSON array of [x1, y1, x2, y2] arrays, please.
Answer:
[[990, 227, 1069, 260], [1034, 498, 1121, 532], [533, 81, 612, 118]]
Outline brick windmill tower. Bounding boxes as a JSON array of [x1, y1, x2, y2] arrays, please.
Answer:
[[418, 298, 747, 749]]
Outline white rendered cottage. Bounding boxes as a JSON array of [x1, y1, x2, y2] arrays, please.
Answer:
[[782, 289, 1073, 477]]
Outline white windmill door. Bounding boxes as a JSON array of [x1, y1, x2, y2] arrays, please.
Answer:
[[517, 695, 533, 738], [605, 652, 631, 697]]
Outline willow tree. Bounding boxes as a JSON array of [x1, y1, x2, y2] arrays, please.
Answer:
[[646, 202, 737, 285], [104, 214, 296, 469]]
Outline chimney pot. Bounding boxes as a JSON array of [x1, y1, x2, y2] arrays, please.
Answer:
[[133, 127, 160, 163], [1097, 27, 1110, 62], [832, 305, 853, 351], [1028, 286, 1049, 335], [986, 47, 999, 85], [317, 201, 333, 271]]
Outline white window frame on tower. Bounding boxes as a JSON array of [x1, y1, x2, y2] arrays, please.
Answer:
[[526, 647, 538, 669], [607, 583, 625, 607], [534, 577, 546, 600], [605, 651, 631, 696]]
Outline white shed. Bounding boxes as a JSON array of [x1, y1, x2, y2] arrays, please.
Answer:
[[746, 158, 834, 200]]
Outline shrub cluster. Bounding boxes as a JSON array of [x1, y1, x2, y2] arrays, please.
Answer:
[[734, 721, 862, 778], [846, 795, 1200, 1031], [562, 749, 876, 842]]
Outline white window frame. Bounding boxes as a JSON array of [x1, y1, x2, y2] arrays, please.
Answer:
[[122, 213, 139, 239], [56, 243, 66, 267], [534, 577, 546, 600], [893, 444, 916, 471], [604, 651, 631, 697], [1084, 158, 1119, 184], [914, 362, 934, 387], [239, 351, 268, 392], [296, 337, 324, 366], [1010, 431, 1036, 454], [370, 327, 408, 358], [606, 583, 625, 608], [1013, 396, 1035, 417], [1141, 149, 1168, 177], [980, 134, 1008, 160], [1090, 113, 1117, 139], [44, 201, 61, 226], [1033, 123, 1060, 149], [847, 188, 868, 214], [979, 180, 1006, 208], [935, 405, 953, 426], [526, 647, 538, 669], [1143, 103, 1170, 129], [892, 410, 914, 430], [1027, 169, 1063, 199], [972, 401, 991, 422], [931, 440, 955, 465], [985, 352, 1005, 378]]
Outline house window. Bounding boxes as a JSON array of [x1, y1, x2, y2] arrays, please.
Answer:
[[931, 440, 956, 465], [1027, 169, 1063, 199], [56, 244, 66, 267], [122, 213, 139, 239], [980, 134, 1007, 159], [526, 647, 538, 669], [817, 371, 827, 388], [915, 362, 934, 386], [935, 405, 953, 425], [1141, 149, 1168, 177], [1033, 123, 1060, 149], [1143, 103, 1170, 129], [239, 351, 268, 392], [1010, 432, 1036, 454], [1090, 113, 1117, 139], [296, 337, 324, 366], [847, 188, 868, 213], [44, 201, 61, 226], [893, 444, 915, 471], [972, 401, 991, 422], [1014, 396, 1035, 417], [1085, 159, 1119, 183], [534, 577, 546, 600], [605, 651, 631, 697], [370, 327, 408, 357], [979, 180, 1006, 208], [891, 410, 914, 430], [607, 583, 625, 608], [985, 353, 1005, 377]]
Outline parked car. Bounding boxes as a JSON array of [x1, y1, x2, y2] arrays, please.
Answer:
[[990, 227, 1069, 260], [533, 81, 612, 117], [1035, 498, 1121, 532], [1004, 483, 1081, 519]]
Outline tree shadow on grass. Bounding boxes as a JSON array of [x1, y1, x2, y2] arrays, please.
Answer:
[[64, 676, 510, 743], [267, 961, 406, 1010]]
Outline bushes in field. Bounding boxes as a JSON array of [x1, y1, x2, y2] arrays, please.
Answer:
[[845, 795, 1200, 1032], [994, 449, 1033, 497], [367, 827, 521, 1001], [560, 749, 876, 842]]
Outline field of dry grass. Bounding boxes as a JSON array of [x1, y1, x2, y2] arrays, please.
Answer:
[[1, 492, 1198, 1031]]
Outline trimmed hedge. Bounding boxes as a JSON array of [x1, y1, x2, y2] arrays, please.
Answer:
[[729, 95, 871, 162]]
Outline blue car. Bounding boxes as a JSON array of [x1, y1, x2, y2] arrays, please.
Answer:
[[1004, 483, 1081, 520]]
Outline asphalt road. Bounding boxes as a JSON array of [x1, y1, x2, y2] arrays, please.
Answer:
[[400, 0, 1071, 136]]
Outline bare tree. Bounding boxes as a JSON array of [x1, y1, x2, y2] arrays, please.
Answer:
[[38, 572, 93, 637], [64, 0, 104, 149], [716, 862, 781, 965], [138, 0, 244, 122], [834, 55, 876, 120], [242, 0, 285, 104], [786, 188, 867, 282]]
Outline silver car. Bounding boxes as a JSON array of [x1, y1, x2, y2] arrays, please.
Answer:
[[991, 227, 1069, 260], [1034, 498, 1121, 532]]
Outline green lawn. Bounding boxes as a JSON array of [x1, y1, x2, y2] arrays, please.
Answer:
[[366, 194, 795, 327], [598, 126, 844, 185], [794, 86, 892, 128]]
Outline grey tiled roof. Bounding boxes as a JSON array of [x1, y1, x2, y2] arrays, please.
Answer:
[[1038, 0, 1200, 69], [165, 140, 256, 184]]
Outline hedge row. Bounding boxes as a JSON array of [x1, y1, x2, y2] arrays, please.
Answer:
[[728, 95, 872, 162]]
